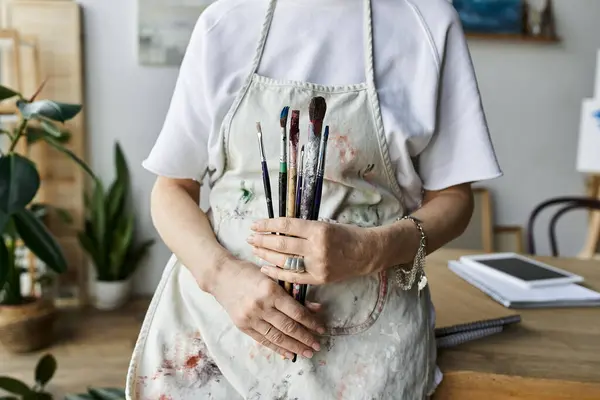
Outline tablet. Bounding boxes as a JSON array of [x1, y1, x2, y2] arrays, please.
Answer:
[[458, 252, 584, 289]]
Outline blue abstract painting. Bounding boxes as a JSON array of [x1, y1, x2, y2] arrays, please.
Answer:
[[452, 0, 523, 34]]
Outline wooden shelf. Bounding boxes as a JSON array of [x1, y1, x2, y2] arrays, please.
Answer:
[[466, 32, 560, 43]]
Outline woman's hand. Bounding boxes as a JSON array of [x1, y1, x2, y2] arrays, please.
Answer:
[[247, 218, 382, 285], [210, 258, 325, 360]]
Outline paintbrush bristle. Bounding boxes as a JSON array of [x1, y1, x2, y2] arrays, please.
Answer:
[[280, 106, 290, 127], [309, 97, 327, 122], [256, 122, 262, 136], [290, 110, 300, 143]]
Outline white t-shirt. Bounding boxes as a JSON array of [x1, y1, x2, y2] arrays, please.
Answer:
[[143, 0, 502, 197]]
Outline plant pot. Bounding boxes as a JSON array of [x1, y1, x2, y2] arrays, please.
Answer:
[[93, 279, 132, 310], [0, 298, 56, 353]]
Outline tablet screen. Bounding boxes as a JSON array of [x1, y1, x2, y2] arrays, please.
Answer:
[[476, 257, 569, 281]]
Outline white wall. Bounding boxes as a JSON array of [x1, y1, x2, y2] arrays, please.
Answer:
[[80, 0, 600, 294]]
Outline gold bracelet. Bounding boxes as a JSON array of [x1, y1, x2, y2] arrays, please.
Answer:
[[393, 215, 428, 293]]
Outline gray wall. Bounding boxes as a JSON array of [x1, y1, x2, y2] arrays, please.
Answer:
[[79, 0, 599, 294]]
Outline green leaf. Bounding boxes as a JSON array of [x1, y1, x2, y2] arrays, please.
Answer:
[[17, 99, 82, 122], [34, 354, 57, 387], [40, 120, 71, 142], [114, 143, 130, 185], [0, 85, 20, 101], [0, 238, 8, 289], [88, 388, 126, 400], [0, 377, 31, 396], [109, 215, 134, 279], [106, 180, 125, 227], [26, 123, 71, 145], [0, 396, 19, 400], [77, 232, 101, 273], [90, 181, 106, 265], [13, 208, 67, 274], [41, 136, 95, 180], [0, 154, 41, 215]]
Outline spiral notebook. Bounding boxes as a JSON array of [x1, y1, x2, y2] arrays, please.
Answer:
[[449, 260, 600, 309]]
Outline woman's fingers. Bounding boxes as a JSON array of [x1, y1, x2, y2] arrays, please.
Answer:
[[245, 328, 293, 360], [259, 264, 319, 285], [251, 217, 315, 238], [263, 309, 321, 353], [273, 293, 326, 335], [253, 319, 315, 359], [305, 301, 322, 313], [247, 233, 308, 256]]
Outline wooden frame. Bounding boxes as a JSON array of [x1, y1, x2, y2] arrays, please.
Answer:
[[493, 225, 525, 253], [579, 174, 600, 259], [445, 187, 494, 253]]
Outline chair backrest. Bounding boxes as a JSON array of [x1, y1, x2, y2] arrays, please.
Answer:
[[527, 197, 600, 256]]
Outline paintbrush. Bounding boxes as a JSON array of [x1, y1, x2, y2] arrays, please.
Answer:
[[286, 110, 300, 219], [297, 97, 327, 306], [279, 106, 289, 219], [283, 110, 300, 297], [292, 146, 304, 304], [311, 125, 329, 220], [295, 145, 305, 219], [256, 122, 285, 289], [256, 122, 274, 219]]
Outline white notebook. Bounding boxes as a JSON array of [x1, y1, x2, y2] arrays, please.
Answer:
[[449, 260, 600, 309]]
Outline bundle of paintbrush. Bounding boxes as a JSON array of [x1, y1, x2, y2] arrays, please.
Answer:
[[295, 96, 329, 305], [256, 98, 329, 307]]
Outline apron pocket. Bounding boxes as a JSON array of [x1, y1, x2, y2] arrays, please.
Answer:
[[308, 271, 388, 336]]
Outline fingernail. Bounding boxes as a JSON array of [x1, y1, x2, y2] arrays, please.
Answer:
[[312, 342, 321, 351], [317, 327, 326, 335], [302, 350, 313, 359], [251, 222, 258, 230], [285, 352, 294, 360], [246, 235, 255, 244]]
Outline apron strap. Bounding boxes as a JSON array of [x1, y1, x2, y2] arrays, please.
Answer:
[[251, 0, 277, 74], [363, 0, 376, 89]]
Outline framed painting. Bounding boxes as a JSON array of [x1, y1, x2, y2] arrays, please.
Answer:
[[452, 0, 524, 35], [138, 0, 217, 67]]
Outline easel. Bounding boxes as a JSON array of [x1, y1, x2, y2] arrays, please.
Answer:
[[579, 174, 600, 259]]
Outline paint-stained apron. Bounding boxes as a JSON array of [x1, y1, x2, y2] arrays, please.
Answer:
[[126, 0, 437, 398]]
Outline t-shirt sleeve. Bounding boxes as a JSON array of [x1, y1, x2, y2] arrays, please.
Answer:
[[142, 19, 211, 182], [418, 14, 502, 191]]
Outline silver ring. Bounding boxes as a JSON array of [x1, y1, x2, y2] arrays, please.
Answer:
[[283, 256, 306, 273]]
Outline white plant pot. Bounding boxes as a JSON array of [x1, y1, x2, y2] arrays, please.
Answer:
[[93, 279, 132, 310]]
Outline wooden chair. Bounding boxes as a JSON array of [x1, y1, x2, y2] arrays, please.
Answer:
[[445, 187, 494, 253], [493, 225, 525, 253], [527, 196, 600, 257]]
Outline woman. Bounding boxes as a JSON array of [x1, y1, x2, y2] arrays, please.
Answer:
[[127, 0, 502, 398]]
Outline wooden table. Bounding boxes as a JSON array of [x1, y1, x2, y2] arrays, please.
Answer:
[[1, 249, 599, 399], [430, 249, 600, 400]]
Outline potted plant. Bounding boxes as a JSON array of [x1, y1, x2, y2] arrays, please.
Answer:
[[78, 142, 154, 311], [0, 83, 94, 353]]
